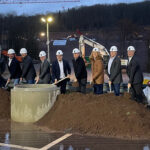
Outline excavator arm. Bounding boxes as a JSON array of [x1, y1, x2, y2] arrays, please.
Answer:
[[79, 35, 128, 68]]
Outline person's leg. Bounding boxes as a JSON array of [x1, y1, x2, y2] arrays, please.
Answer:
[[93, 84, 97, 94], [134, 83, 144, 103], [113, 83, 120, 96], [98, 84, 103, 94], [77, 79, 81, 92], [60, 80, 67, 94], [80, 78, 87, 94], [27, 79, 35, 84], [13, 78, 20, 86], [94, 84, 103, 94], [130, 84, 136, 100]]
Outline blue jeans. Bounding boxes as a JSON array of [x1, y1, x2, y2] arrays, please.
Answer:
[[13, 79, 20, 86], [93, 84, 103, 95], [112, 83, 120, 96], [27, 80, 35, 84]]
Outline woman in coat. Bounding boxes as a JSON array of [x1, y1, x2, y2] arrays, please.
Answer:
[[89, 48, 104, 94]]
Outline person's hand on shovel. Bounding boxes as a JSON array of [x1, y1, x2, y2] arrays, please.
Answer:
[[6, 79, 10, 87], [128, 83, 131, 93], [90, 79, 94, 85], [54, 79, 57, 84], [67, 74, 71, 78], [20, 77, 23, 82], [7, 78, 10, 83], [35, 76, 39, 84]]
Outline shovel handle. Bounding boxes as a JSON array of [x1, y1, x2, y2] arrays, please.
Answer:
[[108, 82, 112, 92], [5, 80, 9, 87], [128, 87, 130, 93]]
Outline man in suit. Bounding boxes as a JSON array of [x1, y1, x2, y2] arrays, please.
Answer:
[[35, 51, 51, 84], [106, 46, 122, 96], [7, 49, 22, 86], [52, 50, 71, 94], [126, 46, 144, 103], [72, 48, 87, 94], [20, 48, 36, 84]]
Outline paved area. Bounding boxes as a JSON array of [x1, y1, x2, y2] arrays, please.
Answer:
[[0, 121, 150, 150]]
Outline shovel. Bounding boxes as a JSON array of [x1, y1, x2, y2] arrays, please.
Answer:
[[2, 80, 10, 90], [52, 77, 70, 85], [108, 82, 112, 93], [127, 87, 130, 93]]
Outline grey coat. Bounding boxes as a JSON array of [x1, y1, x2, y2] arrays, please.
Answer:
[[39, 59, 51, 84], [106, 56, 122, 84]]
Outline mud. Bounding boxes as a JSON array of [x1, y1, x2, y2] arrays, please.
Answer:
[[38, 92, 150, 140], [0, 89, 10, 119]]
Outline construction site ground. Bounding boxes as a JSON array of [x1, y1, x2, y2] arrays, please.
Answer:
[[0, 87, 150, 149]]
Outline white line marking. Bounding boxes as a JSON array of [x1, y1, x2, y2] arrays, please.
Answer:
[[0, 143, 39, 150], [40, 133, 72, 150]]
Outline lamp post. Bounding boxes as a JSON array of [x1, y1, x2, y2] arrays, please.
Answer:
[[41, 17, 53, 62]]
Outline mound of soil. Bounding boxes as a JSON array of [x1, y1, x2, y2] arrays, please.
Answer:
[[38, 92, 150, 139], [0, 89, 10, 119]]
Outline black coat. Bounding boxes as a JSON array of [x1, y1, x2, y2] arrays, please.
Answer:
[[7, 57, 22, 79], [126, 55, 143, 84], [72, 56, 87, 80], [21, 55, 36, 80], [39, 59, 51, 83], [0, 55, 6, 75], [106, 56, 122, 84], [52, 59, 71, 81]]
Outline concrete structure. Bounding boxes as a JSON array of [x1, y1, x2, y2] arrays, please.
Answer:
[[11, 84, 60, 123]]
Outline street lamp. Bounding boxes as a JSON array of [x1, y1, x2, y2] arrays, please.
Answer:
[[41, 16, 53, 62], [40, 32, 46, 37]]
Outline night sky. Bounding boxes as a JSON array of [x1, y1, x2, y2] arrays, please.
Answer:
[[0, 0, 144, 15]]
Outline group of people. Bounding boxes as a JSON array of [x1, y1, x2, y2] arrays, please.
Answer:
[[90, 45, 145, 104], [0, 45, 149, 105]]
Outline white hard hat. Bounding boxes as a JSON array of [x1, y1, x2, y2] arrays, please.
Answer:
[[20, 48, 27, 54], [72, 48, 80, 54], [8, 49, 15, 54], [39, 51, 46, 57], [92, 47, 100, 52], [110, 46, 118, 52], [56, 50, 63, 55], [127, 46, 135, 51]]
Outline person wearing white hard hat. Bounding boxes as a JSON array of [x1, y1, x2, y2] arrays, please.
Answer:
[[35, 51, 51, 84], [7, 49, 22, 86], [20, 48, 36, 84], [52, 50, 71, 94], [106, 46, 122, 96], [72, 48, 87, 94], [89, 48, 104, 94], [126, 46, 144, 103]]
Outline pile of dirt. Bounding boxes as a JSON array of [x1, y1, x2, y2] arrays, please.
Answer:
[[38, 92, 150, 139], [0, 89, 10, 119]]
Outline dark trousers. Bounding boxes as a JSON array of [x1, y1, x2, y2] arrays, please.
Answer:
[[130, 83, 144, 102], [93, 84, 103, 95], [78, 78, 87, 94], [59, 80, 67, 94], [27, 79, 35, 84], [112, 83, 120, 96]]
